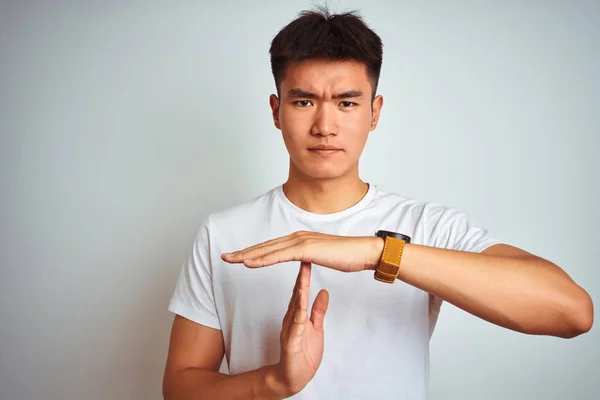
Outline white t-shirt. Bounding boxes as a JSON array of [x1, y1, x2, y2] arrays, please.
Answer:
[[168, 184, 502, 399]]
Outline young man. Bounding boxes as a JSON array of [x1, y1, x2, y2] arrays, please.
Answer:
[[162, 8, 593, 400]]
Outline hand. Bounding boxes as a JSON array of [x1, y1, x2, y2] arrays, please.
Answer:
[[273, 262, 329, 396], [221, 231, 384, 272]]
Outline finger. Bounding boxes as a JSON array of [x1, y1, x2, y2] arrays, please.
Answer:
[[243, 243, 313, 268], [283, 265, 302, 319], [281, 263, 304, 334], [242, 237, 303, 266], [282, 263, 310, 334], [225, 232, 347, 260], [222, 234, 300, 263], [286, 263, 311, 348], [310, 289, 329, 331], [223, 233, 294, 261], [242, 235, 357, 269], [298, 262, 311, 311]]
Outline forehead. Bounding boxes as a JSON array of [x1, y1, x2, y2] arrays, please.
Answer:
[[280, 59, 371, 95]]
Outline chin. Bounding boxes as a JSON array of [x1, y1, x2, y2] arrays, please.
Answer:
[[301, 164, 351, 180], [290, 156, 356, 180]]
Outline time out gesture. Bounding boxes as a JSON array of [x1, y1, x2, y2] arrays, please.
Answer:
[[221, 231, 387, 397], [220, 230, 593, 397], [221, 230, 385, 272]]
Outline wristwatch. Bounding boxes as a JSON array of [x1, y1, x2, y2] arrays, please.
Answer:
[[374, 230, 411, 284]]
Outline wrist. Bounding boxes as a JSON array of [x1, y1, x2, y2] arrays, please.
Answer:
[[395, 242, 415, 282], [261, 364, 292, 399], [368, 236, 413, 280], [366, 236, 385, 271]]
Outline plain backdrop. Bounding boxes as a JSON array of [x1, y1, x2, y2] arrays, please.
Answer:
[[1, 1, 598, 399]]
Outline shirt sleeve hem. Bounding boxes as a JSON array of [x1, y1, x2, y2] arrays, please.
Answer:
[[472, 240, 508, 253], [168, 303, 222, 330]]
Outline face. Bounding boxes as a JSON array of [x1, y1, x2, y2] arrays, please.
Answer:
[[269, 59, 383, 180]]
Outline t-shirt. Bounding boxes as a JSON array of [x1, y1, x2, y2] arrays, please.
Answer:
[[168, 183, 503, 399]]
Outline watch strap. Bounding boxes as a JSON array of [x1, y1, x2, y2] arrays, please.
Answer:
[[374, 236, 406, 283]]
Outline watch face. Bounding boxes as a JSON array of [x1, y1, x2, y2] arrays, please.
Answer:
[[375, 230, 411, 243]]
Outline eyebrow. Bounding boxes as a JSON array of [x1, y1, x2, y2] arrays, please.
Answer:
[[287, 88, 364, 99]]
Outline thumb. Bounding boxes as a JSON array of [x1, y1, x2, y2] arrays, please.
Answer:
[[310, 289, 329, 330]]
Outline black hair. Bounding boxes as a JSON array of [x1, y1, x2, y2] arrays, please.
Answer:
[[269, 6, 383, 99]]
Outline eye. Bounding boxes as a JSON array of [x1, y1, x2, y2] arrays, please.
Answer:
[[340, 101, 357, 108], [294, 100, 313, 107]]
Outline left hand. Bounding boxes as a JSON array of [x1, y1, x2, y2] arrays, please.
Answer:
[[221, 231, 384, 272]]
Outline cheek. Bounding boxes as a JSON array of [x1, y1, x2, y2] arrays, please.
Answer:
[[280, 105, 309, 126], [339, 110, 372, 147], [339, 108, 372, 129], [280, 108, 310, 146], [280, 126, 305, 156]]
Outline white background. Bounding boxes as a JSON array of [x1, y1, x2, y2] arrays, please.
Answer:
[[1, 1, 598, 399]]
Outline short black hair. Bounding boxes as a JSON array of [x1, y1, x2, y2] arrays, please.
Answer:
[[269, 6, 383, 99]]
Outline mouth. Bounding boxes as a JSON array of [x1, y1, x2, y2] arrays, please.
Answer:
[[308, 149, 342, 156], [308, 145, 342, 155]]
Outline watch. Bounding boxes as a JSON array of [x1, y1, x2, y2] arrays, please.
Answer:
[[374, 230, 411, 284]]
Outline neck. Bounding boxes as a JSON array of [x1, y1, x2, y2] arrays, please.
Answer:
[[282, 165, 369, 215]]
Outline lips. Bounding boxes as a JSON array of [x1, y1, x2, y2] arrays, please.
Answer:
[[308, 145, 342, 151], [308, 146, 342, 156]]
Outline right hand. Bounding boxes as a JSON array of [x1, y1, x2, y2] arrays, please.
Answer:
[[273, 262, 330, 397]]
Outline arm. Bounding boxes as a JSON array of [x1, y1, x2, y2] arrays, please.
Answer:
[[391, 242, 594, 338], [163, 264, 329, 400], [223, 230, 593, 339], [162, 315, 287, 400]]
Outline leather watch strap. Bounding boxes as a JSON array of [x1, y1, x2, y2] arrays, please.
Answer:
[[374, 236, 406, 283]]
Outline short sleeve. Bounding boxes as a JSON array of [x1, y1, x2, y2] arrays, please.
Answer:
[[426, 206, 503, 253], [168, 218, 221, 330], [424, 205, 505, 338]]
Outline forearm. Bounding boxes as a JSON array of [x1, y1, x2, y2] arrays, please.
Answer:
[[395, 243, 593, 338], [163, 364, 288, 400]]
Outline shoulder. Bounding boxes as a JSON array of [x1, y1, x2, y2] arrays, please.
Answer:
[[203, 186, 278, 235], [372, 184, 456, 219], [370, 185, 479, 243], [373, 186, 495, 250]]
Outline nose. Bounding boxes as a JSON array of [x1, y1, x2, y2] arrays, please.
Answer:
[[311, 103, 339, 136]]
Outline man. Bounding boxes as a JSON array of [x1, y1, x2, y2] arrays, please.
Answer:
[[162, 8, 593, 400]]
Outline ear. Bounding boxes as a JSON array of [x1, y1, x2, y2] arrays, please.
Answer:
[[370, 95, 383, 131], [269, 94, 281, 130]]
